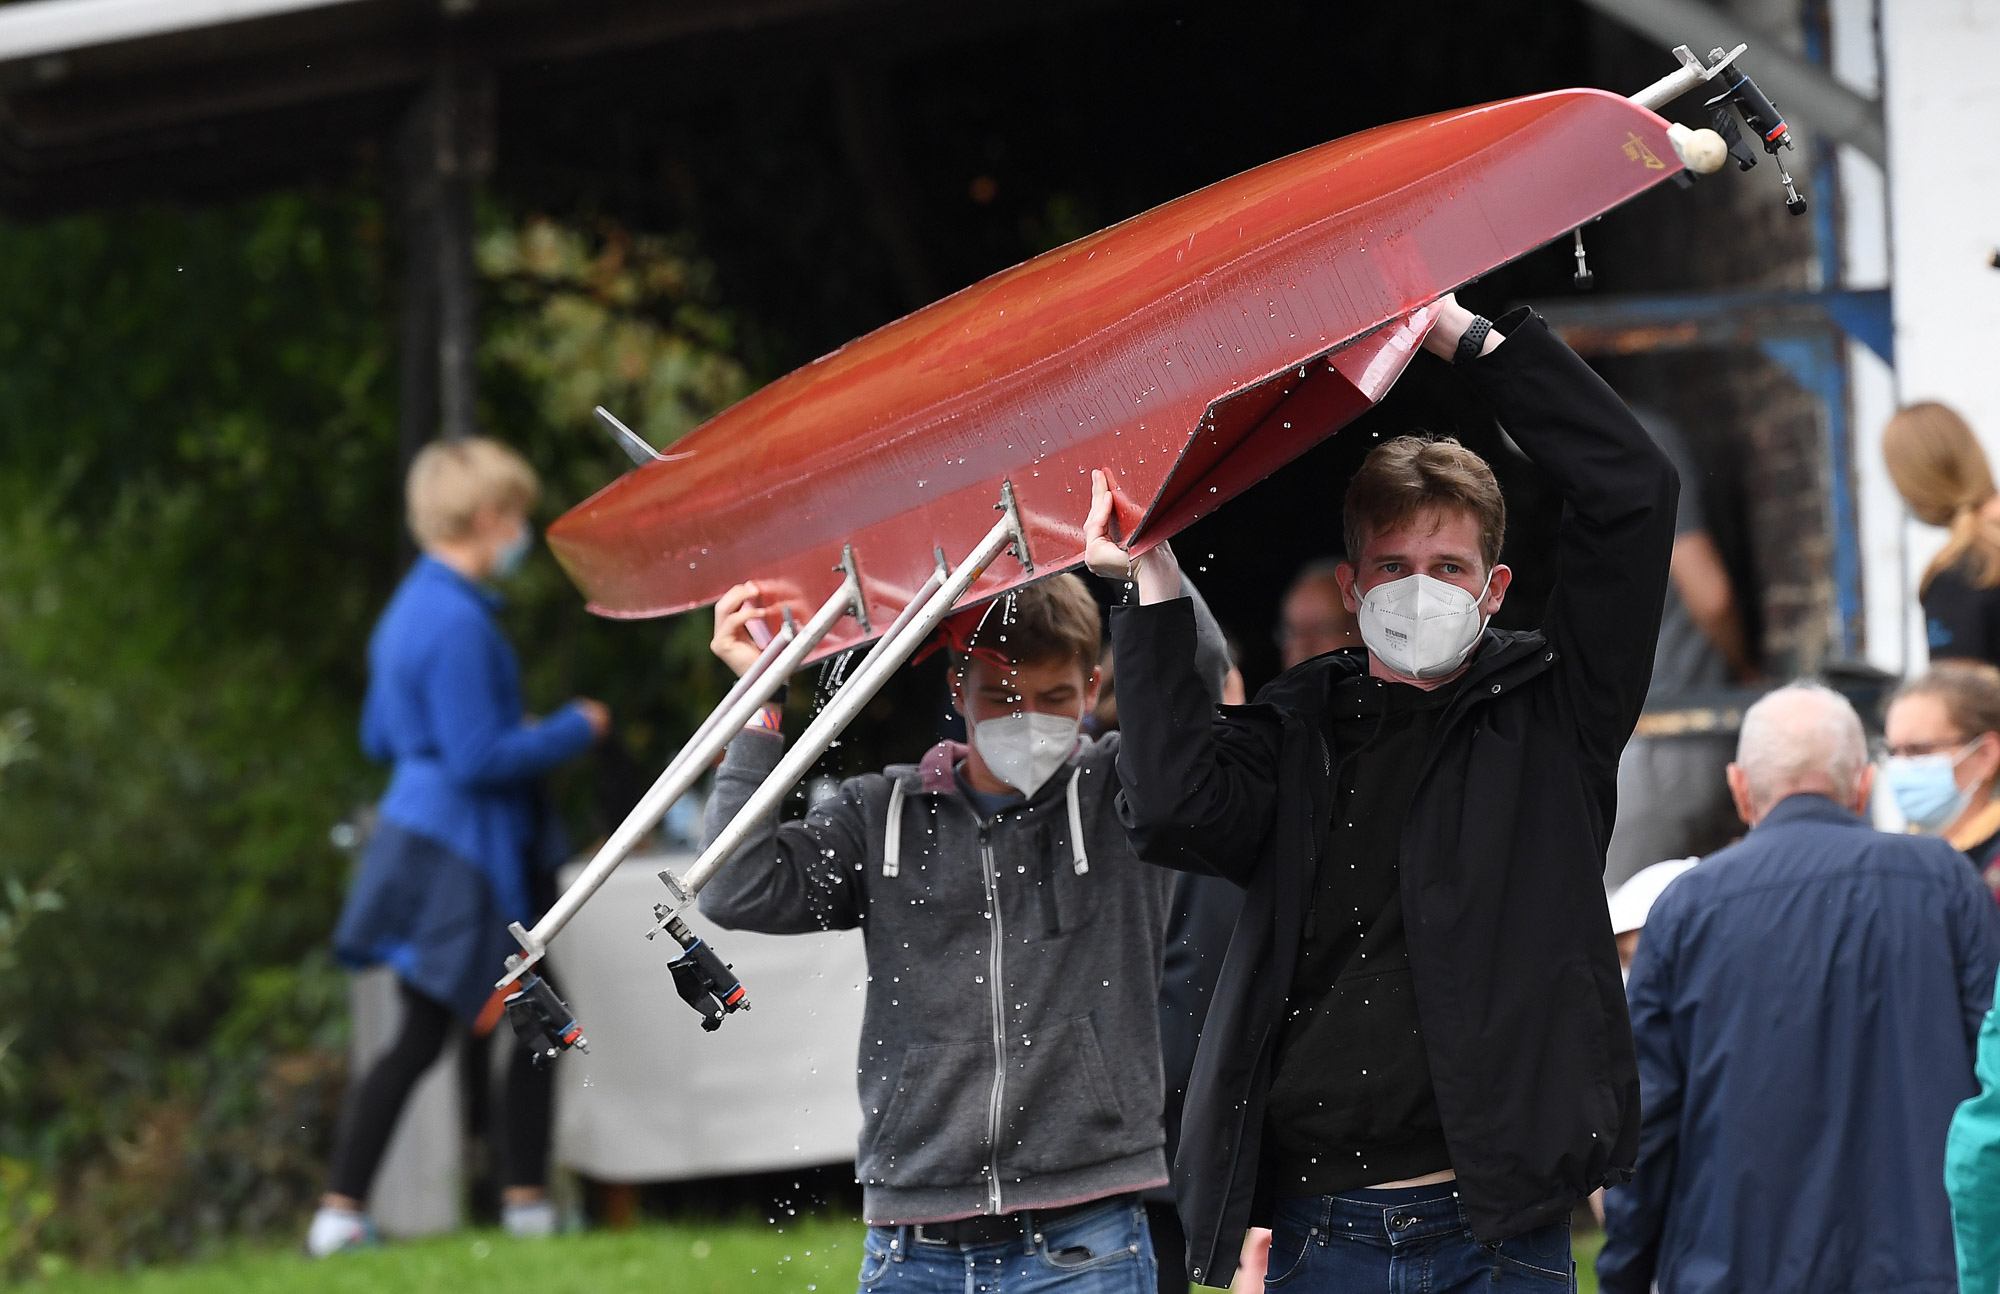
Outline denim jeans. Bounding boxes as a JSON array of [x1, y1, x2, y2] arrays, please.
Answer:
[[859, 1198, 1156, 1294], [1265, 1185, 1575, 1292]]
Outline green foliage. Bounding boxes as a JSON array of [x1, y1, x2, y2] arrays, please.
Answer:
[[0, 190, 753, 1273], [478, 215, 750, 466], [0, 709, 65, 1096], [473, 212, 756, 767], [0, 467, 363, 1271]]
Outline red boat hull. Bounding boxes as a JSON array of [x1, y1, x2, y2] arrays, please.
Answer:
[[549, 88, 1682, 655]]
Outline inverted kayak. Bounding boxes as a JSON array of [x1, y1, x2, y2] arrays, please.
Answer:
[[547, 87, 1685, 657]]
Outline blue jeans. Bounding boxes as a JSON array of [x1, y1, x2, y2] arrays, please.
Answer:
[[1266, 1185, 1575, 1292], [859, 1198, 1155, 1294]]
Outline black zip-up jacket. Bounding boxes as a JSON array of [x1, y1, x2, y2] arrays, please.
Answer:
[[1109, 309, 1677, 1285]]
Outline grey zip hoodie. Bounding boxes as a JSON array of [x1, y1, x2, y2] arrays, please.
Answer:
[[699, 730, 1176, 1223], [699, 576, 1228, 1224]]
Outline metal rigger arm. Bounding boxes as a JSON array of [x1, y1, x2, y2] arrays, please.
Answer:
[[1568, 42, 1804, 292], [498, 546, 867, 1063], [505, 482, 1033, 1062]]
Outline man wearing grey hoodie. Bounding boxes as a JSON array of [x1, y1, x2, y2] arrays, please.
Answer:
[[698, 571, 1226, 1294]]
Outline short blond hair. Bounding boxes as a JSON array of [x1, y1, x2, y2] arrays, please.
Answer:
[[406, 437, 539, 547]]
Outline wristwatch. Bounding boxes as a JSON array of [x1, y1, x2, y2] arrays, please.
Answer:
[[1453, 315, 1493, 366]]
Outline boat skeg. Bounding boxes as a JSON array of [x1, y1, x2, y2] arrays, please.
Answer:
[[548, 88, 1688, 658]]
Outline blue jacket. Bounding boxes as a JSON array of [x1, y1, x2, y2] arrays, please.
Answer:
[[1599, 793, 2000, 1294], [334, 556, 594, 1016]]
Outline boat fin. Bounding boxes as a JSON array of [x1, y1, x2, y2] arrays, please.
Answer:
[[593, 406, 694, 467]]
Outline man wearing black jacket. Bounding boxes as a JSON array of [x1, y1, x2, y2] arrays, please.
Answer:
[[1082, 296, 1676, 1291]]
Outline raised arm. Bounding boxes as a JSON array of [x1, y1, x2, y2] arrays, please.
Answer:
[[693, 728, 872, 934], [1454, 306, 1679, 767], [693, 583, 873, 933], [1086, 473, 1283, 882]]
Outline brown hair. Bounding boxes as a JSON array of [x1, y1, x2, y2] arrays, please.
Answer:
[[1889, 660, 2000, 742], [406, 436, 540, 547], [956, 573, 1102, 673], [1882, 402, 2000, 593], [1342, 435, 1506, 570]]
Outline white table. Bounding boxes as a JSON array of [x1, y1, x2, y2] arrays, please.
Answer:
[[548, 852, 868, 1182]]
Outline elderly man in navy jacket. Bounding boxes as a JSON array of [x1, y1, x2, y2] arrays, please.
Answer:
[[1599, 682, 2000, 1294]]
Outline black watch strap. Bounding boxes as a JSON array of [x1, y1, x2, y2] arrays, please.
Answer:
[[1453, 315, 1493, 366]]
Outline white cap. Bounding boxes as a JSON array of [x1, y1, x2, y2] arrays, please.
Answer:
[[1608, 859, 1699, 936]]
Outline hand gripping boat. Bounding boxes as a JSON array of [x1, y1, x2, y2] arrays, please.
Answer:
[[500, 45, 1787, 1058]]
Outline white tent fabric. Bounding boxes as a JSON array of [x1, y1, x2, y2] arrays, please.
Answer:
[[548, 853, 866, 1182]]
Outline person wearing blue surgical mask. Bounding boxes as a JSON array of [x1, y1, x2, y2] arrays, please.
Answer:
[[1884, 661, 2000, 893], [312, 436, 610, 1257]]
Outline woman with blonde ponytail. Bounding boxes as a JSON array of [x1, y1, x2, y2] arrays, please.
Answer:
[[1883, 402, 2000, 664]]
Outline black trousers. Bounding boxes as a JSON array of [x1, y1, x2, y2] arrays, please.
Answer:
[[325, 978, 552, 1201]]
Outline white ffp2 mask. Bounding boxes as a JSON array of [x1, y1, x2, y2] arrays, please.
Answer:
[[1357, 571, 1494, 680], [971, 712, 1081, 796]]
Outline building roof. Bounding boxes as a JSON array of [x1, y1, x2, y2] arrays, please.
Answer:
[[0, 0, 363, 65], [0, 0, 982, 212]]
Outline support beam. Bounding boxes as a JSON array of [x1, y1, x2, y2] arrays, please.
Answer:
[[394, 49, 491, 465], [1577, 0, 1886, 166], [1528, 287, 1891, 365]]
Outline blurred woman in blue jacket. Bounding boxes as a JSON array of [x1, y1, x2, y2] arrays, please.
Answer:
[[309, 437, 607, 1256]]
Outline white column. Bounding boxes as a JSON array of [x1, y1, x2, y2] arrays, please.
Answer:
[[1877, 0, 2000, 671], [1828, 0, 1909, 672]]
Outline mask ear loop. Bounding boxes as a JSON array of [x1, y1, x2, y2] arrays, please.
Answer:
[[1950, 737, 1992, 800], [1471, 566, 1499, 637]]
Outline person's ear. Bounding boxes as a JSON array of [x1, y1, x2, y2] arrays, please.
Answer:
[[1966, 733, 2000, 793], [1726, 762, 1759, 828], [1853, 763, 1879, 817], [1082, 665, 1103, 717], [1481, 565, 1512, 616], [1335, 563, 1362, 614]]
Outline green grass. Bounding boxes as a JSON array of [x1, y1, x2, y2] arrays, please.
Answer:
[[35, 1216, 1603, 1293], [36, 1217, 861, 1294], [1577, 1227, 1603, 1292]]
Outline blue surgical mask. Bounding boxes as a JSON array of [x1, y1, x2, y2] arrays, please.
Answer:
[[492, 522, 533, 579], [1883, 744, 1977, 831]]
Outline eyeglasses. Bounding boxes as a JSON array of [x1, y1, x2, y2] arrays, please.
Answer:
[[1880, 735, 1978, 760]]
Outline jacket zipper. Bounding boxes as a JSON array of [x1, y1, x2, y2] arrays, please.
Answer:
[[979, 828, 1007, 1213]]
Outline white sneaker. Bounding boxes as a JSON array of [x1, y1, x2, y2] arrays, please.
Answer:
[[305, 1206, 374, 1257], [502, 1199, 558, 1239]]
